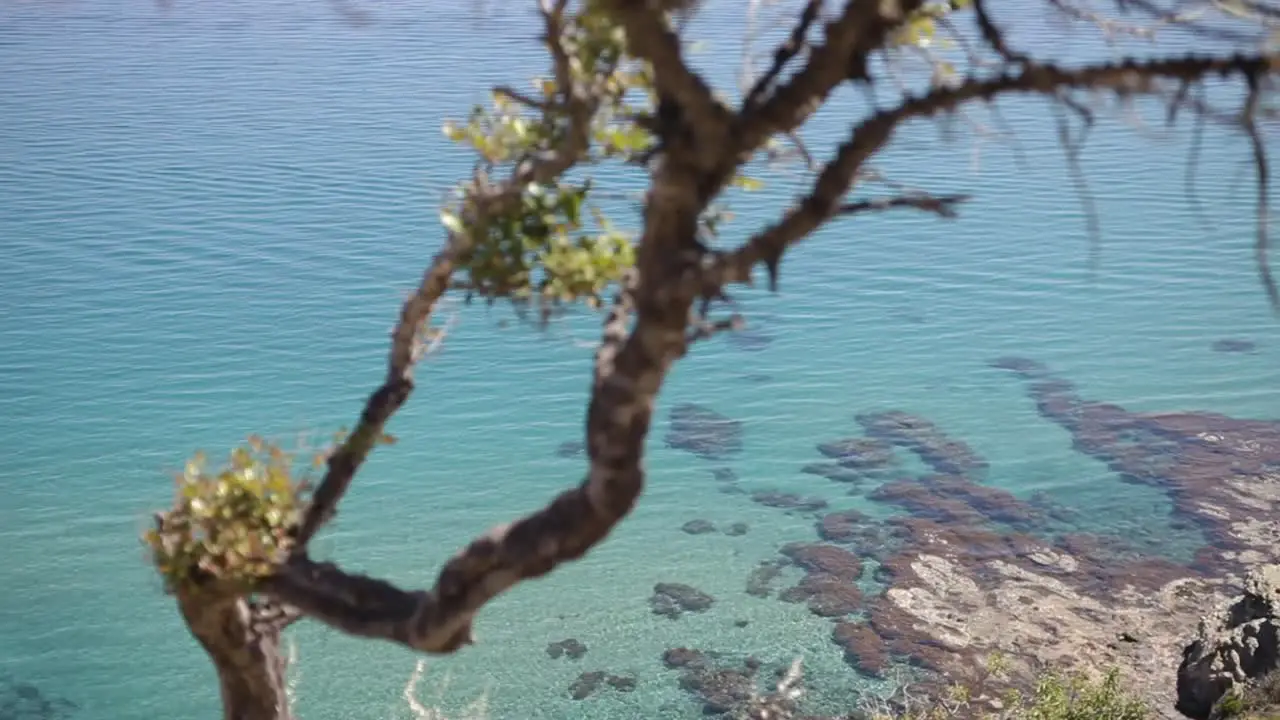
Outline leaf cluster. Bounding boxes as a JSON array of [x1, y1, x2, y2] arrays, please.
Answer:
[[144, 437, 309, 593], [443, 181, 634, 309], [440, 7, 650, 314], [892, 0, 974, 48]]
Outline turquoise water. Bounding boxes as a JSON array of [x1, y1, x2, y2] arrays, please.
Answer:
[[2, 1, 1279, 718]]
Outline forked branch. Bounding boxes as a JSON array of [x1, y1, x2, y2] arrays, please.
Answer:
[[735, 0, 928, 154], [707, 53, 1279, 295], [265, 272, 659, 654], [294, 0, 601, 548], [602, 0, 732, 158]]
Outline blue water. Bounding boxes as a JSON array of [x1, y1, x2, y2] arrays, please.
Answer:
[[2, 1, 1279, 718]]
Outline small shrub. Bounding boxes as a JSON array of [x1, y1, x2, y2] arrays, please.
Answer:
[[1212, 670, 1280, 719], [859, 662, 1150, 720], [1018, 667, 1148, 720]]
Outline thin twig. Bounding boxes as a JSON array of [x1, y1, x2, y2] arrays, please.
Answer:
[[839, 192, 972, 218]]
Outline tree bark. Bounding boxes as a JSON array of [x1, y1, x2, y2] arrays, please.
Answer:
[[178, 592, 292, 720]]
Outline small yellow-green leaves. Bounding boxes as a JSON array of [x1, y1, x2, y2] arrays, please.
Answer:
[[436, 5, 650, 314], [451, 179, 636, 311], [145, 440, 308, 593], [440, 209, 465, 236], [891, 0, 971, 49]]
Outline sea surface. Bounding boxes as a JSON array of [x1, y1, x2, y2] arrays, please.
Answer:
[[2, 1, 1279, 719]]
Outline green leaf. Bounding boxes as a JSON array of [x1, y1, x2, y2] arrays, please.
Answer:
[[440, 209, 465, 236]]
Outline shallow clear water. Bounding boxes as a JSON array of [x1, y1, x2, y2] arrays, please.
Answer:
[[1, 1, 1278, 718]]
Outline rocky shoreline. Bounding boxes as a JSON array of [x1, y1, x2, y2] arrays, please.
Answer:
[[640, 355, 1280, 718]]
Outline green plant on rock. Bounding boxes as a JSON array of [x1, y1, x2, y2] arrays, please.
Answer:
[[1018, 667, 1148, 720], [144, 438, 309, 593], [1212, 670, 1280, 719], [866, 664, 1150, 720]]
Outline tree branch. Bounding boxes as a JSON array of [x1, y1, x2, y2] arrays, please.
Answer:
[[741, 0, 823, 111], [264, 271, 670, 654], [972, 0, 1030, 64], [839, 192, 971, 217], [602, 1, 731, 156], [494, 85, 556, 112], [707, 52, 1279, 292], [293, 0, 599, 548], [734, 0, 927, 155]]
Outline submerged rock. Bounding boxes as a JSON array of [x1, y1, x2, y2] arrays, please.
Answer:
[[546, 638, 588, 660], [664, 648, 780, 716], [665, 403, 744, 461], [554, 440, 585, 458], [776, 543, 865, 618], [724, 522, 750, 537], [868, 474, 1045, 530], [0, 678, 77, 720], [987, 355, 1052, 378], [650, 582, 714, 619], [816, 437, 895, 470], [856, 411, 989, 478], [1211, 338, 1258, 354], [790, 575, 862, 618], [710, 467, 738, 484], [568, 671, 605, 700], [566, 670, 637, 700], [606, 674, 637, 692], [681, 519, 717, 535], [833, 621, 889, 677], [996, 359, 1280, 571], [815, 509, 872, 544], [780, 542, 863, 581], [1177, 565, 1280, 719], [681, 666, 755, 714], [750, 491, 828, 514], [801, 462, 870, 485], [746, 560, 784, 598], [663, 647, 708, 669]]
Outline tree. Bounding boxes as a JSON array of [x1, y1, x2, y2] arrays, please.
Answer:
[[143, 1, 1280, 718]]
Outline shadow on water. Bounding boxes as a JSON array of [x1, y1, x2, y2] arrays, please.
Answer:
[[0, 677, 77, 720]]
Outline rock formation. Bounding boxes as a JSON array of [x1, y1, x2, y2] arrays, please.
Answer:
[[650, 582, 715, 619], [545, 638, 588, 660], [1177, 565, 1280, 719], [681, 519, 717, 535]]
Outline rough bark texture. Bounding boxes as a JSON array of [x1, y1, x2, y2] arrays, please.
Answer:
[[178, 592, 292, 720], [160, 2, 1280, 718]]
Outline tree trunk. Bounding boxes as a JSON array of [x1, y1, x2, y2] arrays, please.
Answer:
[[178, 592, 292, 720]]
